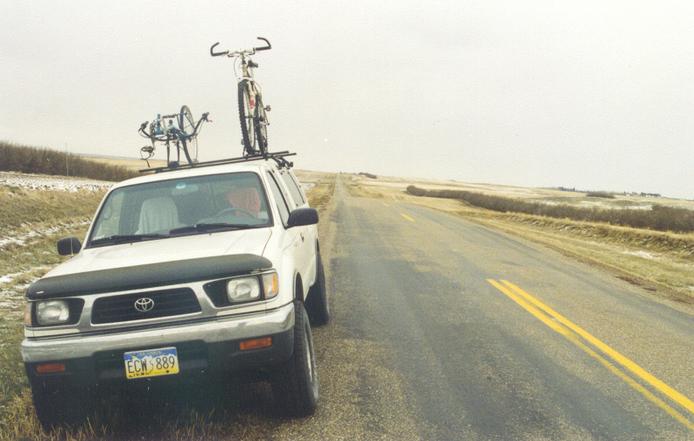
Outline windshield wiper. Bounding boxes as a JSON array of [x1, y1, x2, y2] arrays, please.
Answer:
[[89, 233, 168, 246], [168, 223, 252, 236]]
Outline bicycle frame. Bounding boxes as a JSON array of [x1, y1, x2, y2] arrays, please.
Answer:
[[210, 37, 272, 155], [139, 110, 210, 167]]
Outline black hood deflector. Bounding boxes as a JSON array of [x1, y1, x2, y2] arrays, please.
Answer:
[[26, 254, 272, 300]]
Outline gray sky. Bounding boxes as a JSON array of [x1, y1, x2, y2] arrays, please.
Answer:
[[1, 1, 692, 198]]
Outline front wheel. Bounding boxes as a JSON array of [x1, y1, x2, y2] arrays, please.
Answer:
[[306, 250, 330, 326], [238, 80, 258, 156], [30, 381, 92, 430], [271, 301, 319, 417]]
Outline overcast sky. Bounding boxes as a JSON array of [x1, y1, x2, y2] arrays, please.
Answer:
[[1, 1, 692, 198]]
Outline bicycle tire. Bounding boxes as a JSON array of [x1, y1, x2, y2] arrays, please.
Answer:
[[254, 94, 269, 155], [178, 105, 195, 135], [238, 80, 257, 155], [178, 105, 196, 164], [179, 138, 194, 164]]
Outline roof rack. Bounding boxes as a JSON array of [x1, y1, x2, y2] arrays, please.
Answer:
[[139, 151, 296, 174]]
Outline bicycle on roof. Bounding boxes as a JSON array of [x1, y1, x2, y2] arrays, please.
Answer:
[[138, 105, 210, 168], [210, 37, 272, 157]]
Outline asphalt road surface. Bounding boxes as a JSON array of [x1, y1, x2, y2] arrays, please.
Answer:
[[305, 177, 693, 440]]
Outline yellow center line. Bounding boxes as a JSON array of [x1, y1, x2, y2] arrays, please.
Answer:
[[487, 279, 694, 430], [500, 280, 694, 417], [400, 213, 415, 222]]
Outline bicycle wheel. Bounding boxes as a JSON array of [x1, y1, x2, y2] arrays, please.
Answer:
[[238, 80, 257, 155], [254, 94, 269, 155], [178, 105, 196, 164], [179, 138, 194, 164], [178, 105, 195, 135]]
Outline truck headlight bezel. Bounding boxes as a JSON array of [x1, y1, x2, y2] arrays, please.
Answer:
[[203, 271, 280, 307], [226, 277, 261, 303]]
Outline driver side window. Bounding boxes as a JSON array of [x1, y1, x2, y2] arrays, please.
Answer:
[[266, 172, 290, 226]]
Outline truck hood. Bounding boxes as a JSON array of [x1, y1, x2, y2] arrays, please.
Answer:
[[45, 228, 272, 278]]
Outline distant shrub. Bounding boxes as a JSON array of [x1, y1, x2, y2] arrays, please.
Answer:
[[586, 191, 615, 199], [0, 141, 137, 182], [359, 172, 378, 179], [406, 186, 694, 233]]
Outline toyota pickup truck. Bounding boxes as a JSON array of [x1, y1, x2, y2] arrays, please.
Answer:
[[21, 157, 330, 428]]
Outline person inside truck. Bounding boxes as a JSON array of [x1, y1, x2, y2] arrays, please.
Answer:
[[225, 186, 262, 218]]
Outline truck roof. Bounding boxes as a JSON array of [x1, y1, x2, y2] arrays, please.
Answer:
[[112, 160, 281, 190]]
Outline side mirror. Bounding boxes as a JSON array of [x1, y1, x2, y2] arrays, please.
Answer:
[[57, 237, 82, 256], [287, 208, 318, 228]]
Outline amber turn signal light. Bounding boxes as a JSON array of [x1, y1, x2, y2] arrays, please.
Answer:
[[239, 337, 272, 351], [35, 363, 66, 375]]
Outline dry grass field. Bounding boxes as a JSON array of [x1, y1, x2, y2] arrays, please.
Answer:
[[351, 173, 694, 211], [82, 155, 167, 171]]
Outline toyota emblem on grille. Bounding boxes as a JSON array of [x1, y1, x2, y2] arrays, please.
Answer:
[[134, 297, 155, 313]]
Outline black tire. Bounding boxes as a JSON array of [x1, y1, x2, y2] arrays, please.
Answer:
[[178, 105, 195, 135], [238, 80, 257, 156], [271, 301, 319, 417], [254, 94, 269, 155], [30, 381, 92, 430], [178, 106, 196, 164], [178, 138, 194, 165], [306, 250, 330, 326]]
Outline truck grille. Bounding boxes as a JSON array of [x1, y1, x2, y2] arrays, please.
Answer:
[[91, 288, 201, 324]]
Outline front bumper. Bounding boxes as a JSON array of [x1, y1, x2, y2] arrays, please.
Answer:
[[22, 302, 294, 385]]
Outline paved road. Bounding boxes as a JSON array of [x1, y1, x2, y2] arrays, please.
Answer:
[[312, 177, 693, 440]]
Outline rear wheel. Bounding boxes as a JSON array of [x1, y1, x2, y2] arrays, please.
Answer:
[[238, 80, 257, 156], [271, 301, 319, 417]]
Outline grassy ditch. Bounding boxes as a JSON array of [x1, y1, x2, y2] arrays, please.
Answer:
[[0, 141, 137, 182], [406, 185, 694, 233]]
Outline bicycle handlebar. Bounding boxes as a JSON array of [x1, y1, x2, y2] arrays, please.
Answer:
[[210, 37, 272, 58], [210, 42, 228, 57], [254, 37, 271, 51]]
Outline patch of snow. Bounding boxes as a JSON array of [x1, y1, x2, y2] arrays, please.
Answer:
[[0, 171, 113, 192], [622, 250, 657, 260], [0, 271, 26, 285], [0, 220, 89, 250], [0, 237, 25, 248]]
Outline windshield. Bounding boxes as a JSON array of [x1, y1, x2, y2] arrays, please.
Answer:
[[88, 172, 271, 247]]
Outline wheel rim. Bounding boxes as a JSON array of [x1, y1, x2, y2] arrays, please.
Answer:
[[243, 86, 256, 149]]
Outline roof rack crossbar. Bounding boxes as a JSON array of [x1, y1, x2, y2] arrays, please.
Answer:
[[139, 151, 296, 174]]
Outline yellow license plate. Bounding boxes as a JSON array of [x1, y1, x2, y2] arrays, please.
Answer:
[[123, 347, 179, 379]]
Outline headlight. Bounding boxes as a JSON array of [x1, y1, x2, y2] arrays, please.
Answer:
[[226, 277, 261, 303], [35, 300, 70, 326]]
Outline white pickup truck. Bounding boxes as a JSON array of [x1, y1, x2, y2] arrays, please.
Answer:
[[21, 157, 330, 428]]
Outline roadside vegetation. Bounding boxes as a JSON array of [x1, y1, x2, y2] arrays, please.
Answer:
[[399, 184, 693, 304], [0, 141, 137, 182], [406, 185, 694, 233]]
